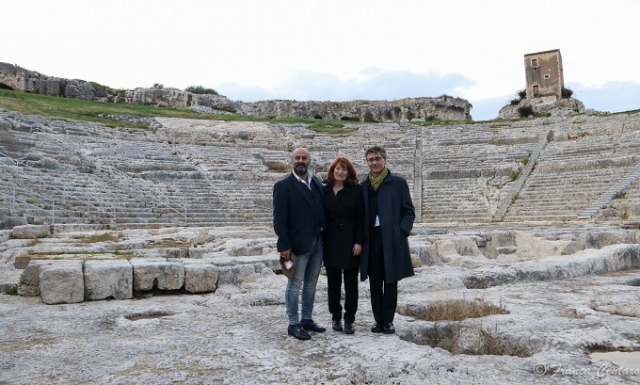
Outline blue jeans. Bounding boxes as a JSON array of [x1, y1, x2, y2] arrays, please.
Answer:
[[285, 238, 323, 326]]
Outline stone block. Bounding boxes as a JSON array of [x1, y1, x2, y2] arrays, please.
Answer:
[[14, 254, 31, 269], [84, 260, 133, 300], [184, 263, 219, 293], [515, 232, 575, 260], [131, 260, 184, 291], [163, 247, 189, 259], [39, 260, 84, 304], [217, 266, 240, 286], [236, 264, 261, 283], [11, 225, 51, 239], [18, 260, 53, 296]]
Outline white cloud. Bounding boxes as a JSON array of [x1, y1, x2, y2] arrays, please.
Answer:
[[3, 0, 639, 120]]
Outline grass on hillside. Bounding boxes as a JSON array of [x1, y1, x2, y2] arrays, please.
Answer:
[[0, 89, 354, 133]]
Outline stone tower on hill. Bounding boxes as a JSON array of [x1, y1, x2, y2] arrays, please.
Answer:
[[524, 49, 564, 99]]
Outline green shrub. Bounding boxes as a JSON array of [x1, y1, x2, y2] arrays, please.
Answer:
[[185, 85, 219, 95], [521, 157, 529, 165], [4, 286, 18, 295], [152, 83, 164, 89], [406, 110, 415, 121], [363, 111, 376, 123], [517, 105, 534, 118], [510, 171, 520, 181], [561, 87, 573, 99], [510, 89, 527, 106], [613, 191, 626, 199]]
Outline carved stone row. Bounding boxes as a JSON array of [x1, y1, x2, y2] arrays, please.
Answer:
[[16, 258, 272, 304]]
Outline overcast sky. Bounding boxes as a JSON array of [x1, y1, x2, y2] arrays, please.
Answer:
[[3, 0, 640, 120]]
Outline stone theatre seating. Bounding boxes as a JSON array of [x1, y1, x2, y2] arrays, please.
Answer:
[[2, 110, 640, 228]]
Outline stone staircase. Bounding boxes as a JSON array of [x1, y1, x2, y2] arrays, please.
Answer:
[[503, 116, 640, 222], [578, 164, 640, 219]]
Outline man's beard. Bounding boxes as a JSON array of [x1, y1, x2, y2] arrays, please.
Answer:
[[293, 163, 308, 176]]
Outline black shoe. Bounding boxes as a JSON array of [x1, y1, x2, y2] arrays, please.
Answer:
[[382, 322, 395, 334], [332, 320, 343, 332], [301, 320, 326, 333], [288, 325, 311, 340], [371, 322, 383, 333], [344, 321, 355, 334]]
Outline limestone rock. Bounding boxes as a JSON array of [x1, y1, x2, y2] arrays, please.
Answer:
[[11, 224, 51, 239], [124, 87, 238, 112], [183, 263, 219, 293], [131, 260, 185, 291], [0, 62, 99, 100], [239, 95, 472, 122], [13, 253, 30, 269], [83, 260, 133, 300], [452, 327, 486, 355], [0, 230, 11, 243], [515, 232, 579, 260], [17, 260, 49, 296], [498, 96, 585, 119], [39, 260, 84, 304]]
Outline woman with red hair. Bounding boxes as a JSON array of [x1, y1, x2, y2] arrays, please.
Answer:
[[323, 156, 365, 334]]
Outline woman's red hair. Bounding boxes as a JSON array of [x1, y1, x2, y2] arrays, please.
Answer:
[[326, 156, 359, 186]]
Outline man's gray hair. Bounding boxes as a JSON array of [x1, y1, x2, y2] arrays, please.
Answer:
[[365, 146, 387, 160]]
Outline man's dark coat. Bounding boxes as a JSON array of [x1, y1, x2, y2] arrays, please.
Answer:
[[273, 173, 325, 255], [360, 170, 415, 283]]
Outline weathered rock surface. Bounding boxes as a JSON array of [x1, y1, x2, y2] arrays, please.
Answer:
[[183, 262, 219, 293], [2, 231, 640, 384], [84, 260, 133, 300], [0, 62, 472, 121], [131, 260, 185, 291], [238, 95, 472, 122], [0, 62, 105, 101], [10, 224, 50, 239], [498, 95, 586, 119], [38, 260, 84, 304]]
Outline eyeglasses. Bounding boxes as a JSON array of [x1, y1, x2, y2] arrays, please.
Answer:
[[366, 157, 384, 163]]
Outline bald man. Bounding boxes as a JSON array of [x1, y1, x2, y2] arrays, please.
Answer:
[[273, 148, 327, 340]]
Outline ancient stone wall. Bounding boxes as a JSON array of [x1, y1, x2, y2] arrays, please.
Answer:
[[238, 95, 471, 122], [0, 62, 106, 101], [0, 62, 472, 122]]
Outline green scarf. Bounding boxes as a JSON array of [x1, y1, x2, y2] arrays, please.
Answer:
[[368, 167, 388, 191]]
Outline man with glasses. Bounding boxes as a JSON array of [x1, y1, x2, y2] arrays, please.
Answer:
[[360, 146, 415, 334]]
